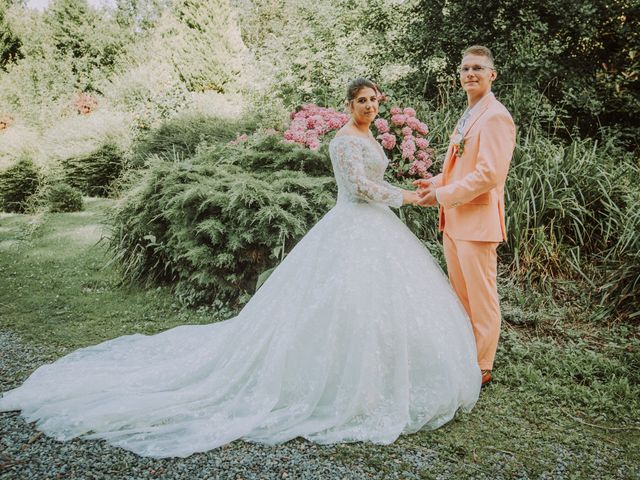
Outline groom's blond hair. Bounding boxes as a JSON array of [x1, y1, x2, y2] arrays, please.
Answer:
[[462, 46, 495, 68]]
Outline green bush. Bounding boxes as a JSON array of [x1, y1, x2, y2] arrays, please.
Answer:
[[0, 156, 40, 212], [130, 114, 257, 167], [47, 182, 83, 212], [108, 135, 335, 306], [62, 141, 125, 197], [503, 129, 640, 319]]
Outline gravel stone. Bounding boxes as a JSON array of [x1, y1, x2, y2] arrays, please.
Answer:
[[0, 332, 431, 480]]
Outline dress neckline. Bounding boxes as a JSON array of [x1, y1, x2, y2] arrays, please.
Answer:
[[331, 134, 382, 151]]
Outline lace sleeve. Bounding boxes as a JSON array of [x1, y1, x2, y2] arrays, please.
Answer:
[[333, 137, 404, 208]]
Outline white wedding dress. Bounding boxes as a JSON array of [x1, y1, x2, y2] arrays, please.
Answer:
[[0, 135, 481, 458]]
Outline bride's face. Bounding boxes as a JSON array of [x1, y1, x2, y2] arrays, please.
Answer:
[[349, 87, 379, 126]]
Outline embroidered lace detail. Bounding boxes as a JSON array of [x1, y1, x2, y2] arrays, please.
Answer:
[[329, 136, 404, 208], [0, 133, 482, 458]]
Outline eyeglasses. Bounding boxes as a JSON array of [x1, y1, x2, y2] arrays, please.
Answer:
[[458, 65, 495, 74]]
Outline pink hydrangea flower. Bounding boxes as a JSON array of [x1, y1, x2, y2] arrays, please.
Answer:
[[416, 137, 430, 150], [409, 159, 432, 178], [292, 129, 306, 143], [374, 118, 390, 134], [391, 114, 407, 126], [390, 106, 402, 115], [401, 126, 413, 137], [328, 116, 346, 129], [308, 140, 321, 151], [403, 107, 417, 117], [377, 132, 397, 150], [416, 122, 429, 136], [416, 151, 432, 165], [406, 116, 421, 130], [401, 137, 416, 159], [284, 104, 349, 149]]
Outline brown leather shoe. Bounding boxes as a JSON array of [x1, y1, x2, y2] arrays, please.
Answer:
[[481, 369, 492, 387]]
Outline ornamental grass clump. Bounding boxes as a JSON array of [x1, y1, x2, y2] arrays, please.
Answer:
[[503, 128, 640, 319], [108, 134, 335, 306]]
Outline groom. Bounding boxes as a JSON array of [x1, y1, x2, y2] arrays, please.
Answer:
[[415, 45, 516, 386]]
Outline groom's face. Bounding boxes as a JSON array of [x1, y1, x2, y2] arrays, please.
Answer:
[[459, 54, 496, 97]]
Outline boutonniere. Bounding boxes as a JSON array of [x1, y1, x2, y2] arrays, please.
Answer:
[[452, 132, 465, 158]]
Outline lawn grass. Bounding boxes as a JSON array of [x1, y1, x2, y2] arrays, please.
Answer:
[[0, 198, 224, 354], [0, 198, 638, 478]]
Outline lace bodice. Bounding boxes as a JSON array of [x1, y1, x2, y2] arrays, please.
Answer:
[[329, 136, 404, 208]]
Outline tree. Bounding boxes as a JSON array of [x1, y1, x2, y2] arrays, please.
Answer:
[[44, 0, 133, 88], [115, 0, 168, 33], [405, 0, 640, 138], [163, 0, 247, 93], [0, 0, 21, 70]]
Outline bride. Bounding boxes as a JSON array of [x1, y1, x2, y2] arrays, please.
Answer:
[[0, 78, 481, 458]]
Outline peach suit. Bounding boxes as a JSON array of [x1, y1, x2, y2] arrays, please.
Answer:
[[431, 92, 516, 370]]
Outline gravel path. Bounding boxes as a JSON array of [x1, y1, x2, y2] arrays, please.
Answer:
[[0, 332, 437, 480]]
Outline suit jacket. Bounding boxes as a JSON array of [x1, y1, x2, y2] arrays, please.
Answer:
[[431, 92, 516, 242]]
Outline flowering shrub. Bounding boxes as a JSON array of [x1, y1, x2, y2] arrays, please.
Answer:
[[72, 92, 98, 115], [373, 106, 433, 179], [283, 104, 349, 150], [228, 133, 249, 145], [283, 103, 434, 180], [0, 115, 14, 131]]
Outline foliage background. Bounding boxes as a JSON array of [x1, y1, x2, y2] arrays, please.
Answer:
[[0, 0, 638, 317], [0, 1, 638, 476]]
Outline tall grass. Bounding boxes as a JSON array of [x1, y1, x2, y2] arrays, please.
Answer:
[[503, 127, 640, 318], [396, 85, 640, 319]]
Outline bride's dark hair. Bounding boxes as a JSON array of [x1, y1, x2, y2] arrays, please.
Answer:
[[346, 78, 381, 102]]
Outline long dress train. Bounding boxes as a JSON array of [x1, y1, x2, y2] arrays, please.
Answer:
[[0, 135, 481, 458]]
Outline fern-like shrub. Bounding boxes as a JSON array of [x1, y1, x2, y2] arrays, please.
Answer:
[[0, 157, 40, 213], [62, 142, 125, 197], [108, 135, 335, 306], [131, 114, 257, 166], [47, 182, 84, 212]]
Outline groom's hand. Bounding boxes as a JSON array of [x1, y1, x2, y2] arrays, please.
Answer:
[[415, 183, 438, 207], [412, 179, 433, 190]]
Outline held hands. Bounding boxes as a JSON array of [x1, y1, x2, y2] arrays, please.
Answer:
[[402, 190, 421, 206], [402, 182, 438, 207], [411, 179, 438, 207]]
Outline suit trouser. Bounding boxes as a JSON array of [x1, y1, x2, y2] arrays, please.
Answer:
[[443, 231, 500, 370]]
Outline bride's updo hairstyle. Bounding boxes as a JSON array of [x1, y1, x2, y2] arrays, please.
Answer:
[[346, 78, 381, 104]]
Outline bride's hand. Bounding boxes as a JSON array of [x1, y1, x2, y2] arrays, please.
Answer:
[[402, 190, 421, 206]]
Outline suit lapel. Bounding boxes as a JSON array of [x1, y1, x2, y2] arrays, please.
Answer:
[[442, 142, 456, 181], [442, 92, 495, 180], [462, 92, 495, 138]]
